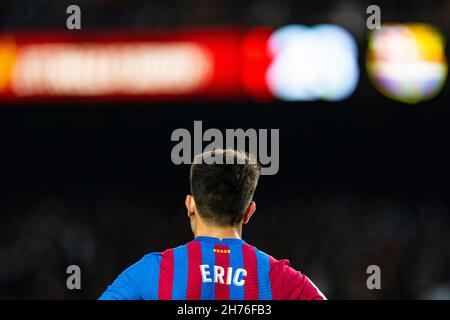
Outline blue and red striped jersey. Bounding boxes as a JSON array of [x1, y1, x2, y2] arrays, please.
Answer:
[[99, 237, 326, 300]]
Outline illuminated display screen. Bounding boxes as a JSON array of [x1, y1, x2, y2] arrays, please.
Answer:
[[367, 23, 448, 104], [0, 25, 447, 104], [266, 24, 359, 101]]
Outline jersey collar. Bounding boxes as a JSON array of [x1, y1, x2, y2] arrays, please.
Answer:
[[194, 236, 245, 245]]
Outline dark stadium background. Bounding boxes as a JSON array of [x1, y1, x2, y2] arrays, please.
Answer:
[[0, 0, 449, 299]]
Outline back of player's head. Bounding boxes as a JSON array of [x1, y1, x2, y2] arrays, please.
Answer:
[[190, 149, 260, 227]]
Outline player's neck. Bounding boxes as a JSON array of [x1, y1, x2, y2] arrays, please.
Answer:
[[194, 221, 242, 240]]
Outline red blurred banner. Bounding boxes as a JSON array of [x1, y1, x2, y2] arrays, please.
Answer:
[[0, 29, 273, 102]]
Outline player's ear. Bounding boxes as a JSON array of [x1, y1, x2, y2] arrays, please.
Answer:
[[185, 195, 196, 218], [242, 201, 256, 224]]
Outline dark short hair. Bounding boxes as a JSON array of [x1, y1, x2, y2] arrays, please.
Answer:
[[190, 149, 260, 227]]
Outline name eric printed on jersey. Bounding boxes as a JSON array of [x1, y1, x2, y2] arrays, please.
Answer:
[[200, 264, 247, 286]]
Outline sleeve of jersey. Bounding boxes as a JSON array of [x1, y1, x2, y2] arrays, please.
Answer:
[[98, 253, 160, 300], [270, 259, 326, 300]]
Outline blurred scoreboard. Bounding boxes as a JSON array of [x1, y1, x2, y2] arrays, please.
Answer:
[[0, 24, 447, 103]]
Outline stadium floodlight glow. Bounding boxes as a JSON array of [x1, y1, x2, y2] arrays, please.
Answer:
[[266, 24, 359, 101], [366, 23, 448, 104]]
